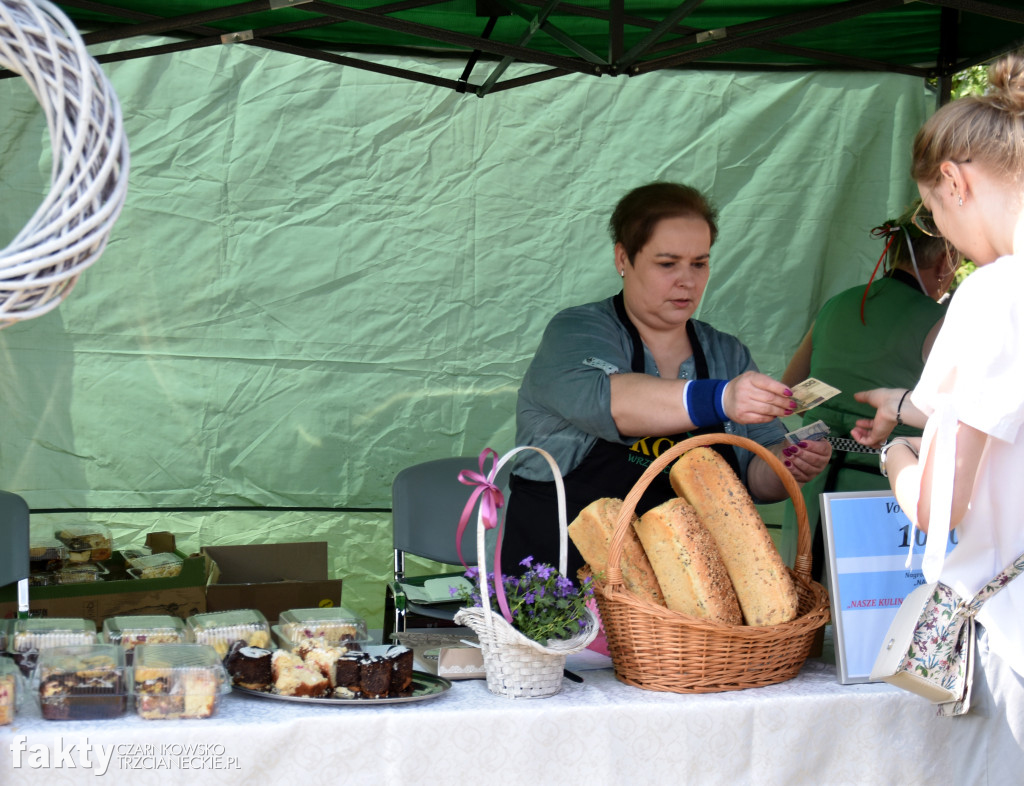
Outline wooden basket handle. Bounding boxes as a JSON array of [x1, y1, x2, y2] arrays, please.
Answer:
[[605, 433, 811, 587]]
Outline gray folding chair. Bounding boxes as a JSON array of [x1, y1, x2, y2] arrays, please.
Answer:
[[382, 456, 508, 644], [0, 491, 30, 611]]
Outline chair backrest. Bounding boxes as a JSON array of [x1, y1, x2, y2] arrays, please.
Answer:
[[391, 456, 510, 567], [0, 490, 30, 587]]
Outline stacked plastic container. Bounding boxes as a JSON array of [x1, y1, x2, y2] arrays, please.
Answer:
[[133, 644, 230, 719], [102, 615, 190, 664], [36, 644, 128, 720], [187, 609, 272, 657]]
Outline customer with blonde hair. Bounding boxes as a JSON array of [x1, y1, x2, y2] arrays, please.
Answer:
[[853, 54, 1024, 778]]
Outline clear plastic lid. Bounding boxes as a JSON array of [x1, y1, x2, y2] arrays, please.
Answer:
[[37, 644, 128, 720], [55, 524, 113, 560], [102, 615, 188, 650], [10, 618, 98, 652], [120, 546, 152, 564], [187, 610, 272, 657], [126, 552, 184, 579], [0, 657, 19, 725], [278, 606, 369, 645], [28, 537, 69, 563], [52, 563, 107, 584], [133, 643, 230, 719]]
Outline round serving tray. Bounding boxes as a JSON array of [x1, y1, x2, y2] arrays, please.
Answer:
[[232, 670, 452, 705]]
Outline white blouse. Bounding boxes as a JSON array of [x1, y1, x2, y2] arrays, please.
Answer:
[[913, 254, 1024, 679]]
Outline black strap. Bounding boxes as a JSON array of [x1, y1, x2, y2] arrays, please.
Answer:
[[613, 292, 646, 374], [612, 291, 738, 474], [612, 291, 710, 379]]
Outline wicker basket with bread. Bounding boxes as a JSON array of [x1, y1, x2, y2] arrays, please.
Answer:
[[579, 433, 830, 694]]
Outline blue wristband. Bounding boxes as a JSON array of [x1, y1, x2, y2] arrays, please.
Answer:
[[685, 379, 729, 428]]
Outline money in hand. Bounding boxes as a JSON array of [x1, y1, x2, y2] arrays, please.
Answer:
[[784, 419, 830, 445], [789, 378, 841, 415]]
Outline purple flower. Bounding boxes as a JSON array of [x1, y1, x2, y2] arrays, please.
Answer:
[[520, 556, 534, 568], [465, 567, 479, 579], [524, 592, 536, 604], [535, 564, 553, 580]]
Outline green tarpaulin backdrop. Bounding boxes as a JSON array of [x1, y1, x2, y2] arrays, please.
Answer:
[[0, 41, 928, 624]]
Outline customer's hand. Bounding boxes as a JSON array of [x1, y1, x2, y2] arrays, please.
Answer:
[[850, 387, 905, 448]]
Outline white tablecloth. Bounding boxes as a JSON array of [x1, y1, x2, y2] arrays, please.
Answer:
[[2, 656, 962, 785]]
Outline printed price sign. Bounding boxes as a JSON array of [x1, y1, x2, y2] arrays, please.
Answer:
[[820, 490, 957, 684]]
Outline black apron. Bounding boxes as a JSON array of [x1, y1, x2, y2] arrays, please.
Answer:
[[501, 293, 739, 579]]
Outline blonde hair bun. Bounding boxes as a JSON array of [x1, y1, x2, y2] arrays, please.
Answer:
[[986, 53, 1024, 113], [912, 52, 1024, 183]]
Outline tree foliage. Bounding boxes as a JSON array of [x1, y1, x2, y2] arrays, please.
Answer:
[[952, 65, 989, 99]]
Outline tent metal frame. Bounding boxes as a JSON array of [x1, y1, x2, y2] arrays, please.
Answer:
[[5, 0, 1024, 96]]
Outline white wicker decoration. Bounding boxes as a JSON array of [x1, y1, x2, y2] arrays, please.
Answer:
[[0, 0, 129, 327], [454, 446, 599, 699]]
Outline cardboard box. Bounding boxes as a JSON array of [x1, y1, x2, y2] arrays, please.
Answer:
[[203, 541, 342, 623], [0, 533, 207, 628]]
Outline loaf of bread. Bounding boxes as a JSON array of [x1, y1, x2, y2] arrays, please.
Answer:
[[634, 498, 742, 623], [669, 447, 799, 626], [568, 497, 665, 606]]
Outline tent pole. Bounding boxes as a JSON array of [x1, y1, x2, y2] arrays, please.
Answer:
[[609, 0, 623, 65], [936, 7, 957, 108]]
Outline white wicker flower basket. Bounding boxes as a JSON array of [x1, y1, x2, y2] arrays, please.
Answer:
[[0, 0, 130, 327], [454, 446, 598, 699]]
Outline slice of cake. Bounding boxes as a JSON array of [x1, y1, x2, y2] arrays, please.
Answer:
[[133, 643, 227, 719], [38, 646, 127, 721], [271, 650, 329, 697], [359, 655, 391, 699], [134, 669, 182, 717], [0, 665, 16, 725], [334, 652, 365, 697], [224, 642, 272, 691], [386, 645, 414, 694], [299, 643, 348, 688], [181, 671, 219, 718]]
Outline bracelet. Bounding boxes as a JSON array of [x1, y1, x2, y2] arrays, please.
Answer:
[[895, 389, 911, 427], [684, 379, 729, 428], [878, 437, 918, 478]]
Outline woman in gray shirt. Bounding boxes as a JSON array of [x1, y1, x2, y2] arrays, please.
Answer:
[[501, 182, 831, 578]]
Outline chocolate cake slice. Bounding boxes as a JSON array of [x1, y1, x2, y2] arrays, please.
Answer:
[[386, 645, 414, 694], [224, 641, 272, 691], [359, 655, 391, 699]]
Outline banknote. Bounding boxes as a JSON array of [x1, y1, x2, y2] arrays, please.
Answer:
[[784, 419, 831, 445], [789, 378, 841, 415]]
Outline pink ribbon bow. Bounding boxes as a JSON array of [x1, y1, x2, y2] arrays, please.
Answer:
[[457, 448, 512, 622]]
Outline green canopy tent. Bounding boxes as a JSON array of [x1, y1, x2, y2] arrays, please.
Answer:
[[2, 1, 1023, 624], [49, 0, 1024, 96]]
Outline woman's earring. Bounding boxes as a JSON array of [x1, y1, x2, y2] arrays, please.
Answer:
[[958, 194, 963, 207], [620, 269, 625, 277]]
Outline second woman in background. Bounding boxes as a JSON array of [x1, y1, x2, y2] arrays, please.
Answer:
[[780, 204, 961, 575]]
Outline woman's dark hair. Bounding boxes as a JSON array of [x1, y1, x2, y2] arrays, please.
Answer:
[[874, 200, 956, 272], [608, 182, 719, 262]]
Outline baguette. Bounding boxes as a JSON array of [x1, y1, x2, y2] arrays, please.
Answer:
[[669, 447, 799, 626], [634, 498, 742, 623], [568, 497, 665, 606]]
